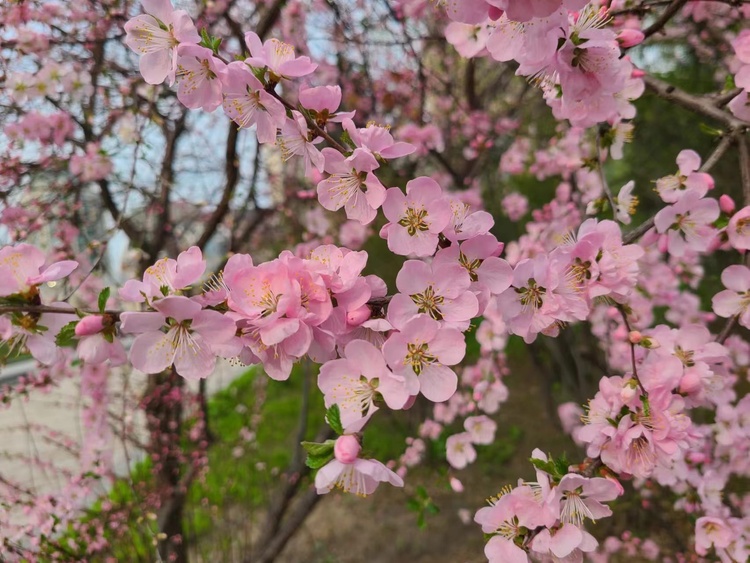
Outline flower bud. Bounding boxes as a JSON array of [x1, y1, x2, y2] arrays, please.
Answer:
[[621, 385, 637, 401], [75, 315, 106, 336], [628, 330, 643, 344], [720, 194, 736, 215], [346, 305, 371, 326], [334, 435, 361, 464], [617, 29, 645, 48], [450, 477, 464, 493]]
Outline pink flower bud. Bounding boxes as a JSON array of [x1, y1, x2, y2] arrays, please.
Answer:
[[720, 194, 736, 214], [621, 385, 637, 401], [346, 305, 371, 326], [75, 315, 106, 336], [679, 371, 702, 394], [334, 435, 361, 464], [449, 477, 464, 493], [628, 330, 642, 344], [631, 68, 645, 78], [617, 29, 645, 48]]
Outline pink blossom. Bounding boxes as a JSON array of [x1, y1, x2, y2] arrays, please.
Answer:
[[316, 148, 386, 224], [342, 119, 416, 161], [380, 177, 451, 257], [122, 296, 238, 380], [318, 339, 410, 432], [387, 259, 478, 330], [712, 265, 750, 328], [119, 246, 206, 303], [70, 143, 113, 182], [655, 149, 713, 203], [298, 85, 355, 123], [124, 0, 200, 85], [654, 192, 719, 257], [464, 415, 496, 445], [727, 205, 750, 250], [244, 32, 317, 81], [446, 432, 477, 469], [278, 111, 325, 176], [222, 61, 286, 144], [382, 314, 465, 403], [0, 243, 78, 297], [175, 44, 226, 111], [315, 436, 404, 496], [502, 192, 529, 221]]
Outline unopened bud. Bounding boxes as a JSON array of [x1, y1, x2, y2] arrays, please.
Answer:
[[617, 29, 645, 48], [75, 315, 106, 336], [346, 305, 371, 326], [334, 435, 361, 464], [628, 330, 642, 344], [720, 194, 736, 215]]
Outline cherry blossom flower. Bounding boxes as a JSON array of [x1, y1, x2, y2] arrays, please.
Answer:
[[121, 296, 238, 380], [0, 243, 78, 297], [316, 148, 386, 224], [446, 432, 477, 469], [381, 177, 451, 257], [713, 265, 750, 328], [244, 32, 317, 81], [382, 314, 466, 402], [174, 44, 226, 111], [318, 339, 410, 431], [388, 259, 478, 330], [727, 205, 750, 250], [124, 0, 200, 85], [315, 435, 404, 496], [277, 111, 325, 175], [222, 61, 286, 144], [654, 191, 719, 257]]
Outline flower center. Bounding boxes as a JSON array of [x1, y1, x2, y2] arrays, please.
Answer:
[[410, 286, 444, 320], [398, 207, 430, 236], [405, 342, 436, 375], [515, 278, 546, 310]]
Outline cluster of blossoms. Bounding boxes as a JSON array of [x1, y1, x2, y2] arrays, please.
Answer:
[[445, 2, 644, 128], [476, 450, 621, 562], [3, 0, 750, 560]]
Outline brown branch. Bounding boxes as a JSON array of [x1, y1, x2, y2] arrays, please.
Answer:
[[196, 121, 240, 250], [643, 0, 690, 39]]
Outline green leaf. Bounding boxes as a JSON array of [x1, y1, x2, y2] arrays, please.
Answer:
[[553, 453, 570, 477], [55, 321, 79, 347], [529, 457, 556, 476], [301, 440, 335, 457], [325, 404, 344, 435], [305, 452, 334, 470], [98, 287, 110, 313], [302, 440, 336, 469]]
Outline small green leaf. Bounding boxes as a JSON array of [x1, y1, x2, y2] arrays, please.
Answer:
[[301, 440, 335, 457], [325, 404, 344, 435], [55, 321, 79, 347], [305, 452, 334, 470], [529, 457, 557, 476], [98, 287, 110, 313]]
